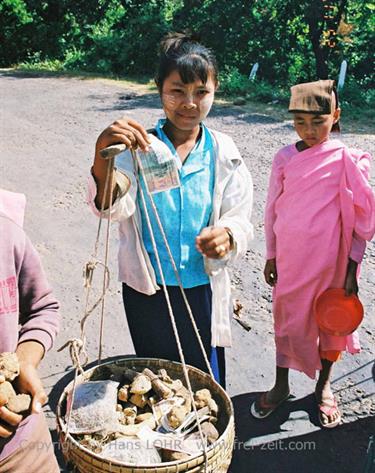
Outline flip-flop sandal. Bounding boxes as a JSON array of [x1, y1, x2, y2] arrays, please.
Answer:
[[317, 395, 341, 429], [250, 391, 291, 419]]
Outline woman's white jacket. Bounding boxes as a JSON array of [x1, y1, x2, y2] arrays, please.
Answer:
[[87, 128, 253, 347]]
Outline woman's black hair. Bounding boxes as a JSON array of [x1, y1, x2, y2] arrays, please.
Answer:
[[155, 31, 218, 92]]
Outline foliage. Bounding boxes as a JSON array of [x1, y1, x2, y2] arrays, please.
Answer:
[[1, 0, 373, 93]]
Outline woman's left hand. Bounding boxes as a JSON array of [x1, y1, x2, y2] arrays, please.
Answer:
[[196, 226, 232, 259]]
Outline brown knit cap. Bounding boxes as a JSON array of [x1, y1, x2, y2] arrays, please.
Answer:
[[289, 79, 340, 131]]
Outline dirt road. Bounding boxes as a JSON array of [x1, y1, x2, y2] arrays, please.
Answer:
[[1, 71, 374, 472]]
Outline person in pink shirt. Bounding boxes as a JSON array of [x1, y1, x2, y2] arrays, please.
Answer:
[[251, 80, 375, 428], [0, 189, 60, 473]]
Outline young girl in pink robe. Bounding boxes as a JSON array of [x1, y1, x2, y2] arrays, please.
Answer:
[[251, 80, 375, 428]]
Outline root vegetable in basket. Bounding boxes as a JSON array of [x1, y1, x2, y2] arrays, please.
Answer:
[[173, 382, 192, 413], [119, 408, 136, 426], [129, 393, 148, 408], [135, 412, 153, 423], [157, 369, 173, 384], [200, 421, 219, 444], [194, 388, 219, 416], [130, 373, 152, 395], [142, 368, 173, 399], [117, 414, 157, 436], [166, 405, 187, 429], [118, 384, 129, 402]]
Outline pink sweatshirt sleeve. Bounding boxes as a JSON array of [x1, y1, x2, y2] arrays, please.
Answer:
[[17, 234, 60, 354], [348, 150, 372, 263], [264, 148, 288, 259]]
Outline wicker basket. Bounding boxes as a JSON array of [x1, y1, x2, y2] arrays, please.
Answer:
[[56, 358, 235, 473]]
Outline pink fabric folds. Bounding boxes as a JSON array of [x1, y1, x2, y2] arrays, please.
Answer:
[[0, 189, 26, 228], [268, 139, 375, 379]]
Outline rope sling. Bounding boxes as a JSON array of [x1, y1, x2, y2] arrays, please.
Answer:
[[59, 142, 222, 470]]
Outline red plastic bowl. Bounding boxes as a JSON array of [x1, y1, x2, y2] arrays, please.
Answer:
[[315, 288, 364, 336]]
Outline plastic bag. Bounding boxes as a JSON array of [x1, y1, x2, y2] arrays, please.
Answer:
[[115, 134, 180, 194], [66, 380, 119, 434]]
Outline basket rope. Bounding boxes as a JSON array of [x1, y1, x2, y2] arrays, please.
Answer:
[[58, 155, 115, 444], [131, 148, 213, 378], [131, 148, 211, 468]]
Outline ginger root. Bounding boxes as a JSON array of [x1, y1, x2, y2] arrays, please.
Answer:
[[0, 353, 31, 414], [194, 389, 218, 416], [0, 353, 19, 382]]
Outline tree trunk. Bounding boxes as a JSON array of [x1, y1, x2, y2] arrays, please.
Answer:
[[306, 0, 348, 80]]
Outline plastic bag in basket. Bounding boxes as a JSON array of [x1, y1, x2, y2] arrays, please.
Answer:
[[66, 380, 119, 434]]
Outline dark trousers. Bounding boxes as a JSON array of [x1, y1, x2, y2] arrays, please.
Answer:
[[122, 283, 226, 388]]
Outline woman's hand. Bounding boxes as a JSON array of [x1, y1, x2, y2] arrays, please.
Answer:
[[196, 226, 232, 259], [344, 258, 359, 296], [264, 258, 277, 286], [95, 117, 151, 159]]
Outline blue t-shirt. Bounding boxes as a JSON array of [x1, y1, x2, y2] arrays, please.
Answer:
[[139, 119, 215, 287]]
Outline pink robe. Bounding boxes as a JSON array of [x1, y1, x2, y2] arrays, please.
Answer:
[[265, 139, 375, 378]]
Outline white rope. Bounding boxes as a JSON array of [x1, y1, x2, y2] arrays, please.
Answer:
[[131, 149, 210, 469], [132, 148, 213, 378], [97, 157, 115, 363], [59, 156, 114, 440]]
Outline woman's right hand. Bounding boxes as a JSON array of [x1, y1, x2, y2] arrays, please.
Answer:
[[264, 258, 277, 287], [95, 117, 151, 159]]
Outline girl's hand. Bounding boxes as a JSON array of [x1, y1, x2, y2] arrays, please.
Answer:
[[196, 226, 232, 259], [95, 117, 151, 158], [264, 259, 277, 286], [344, 258, 359, 296]]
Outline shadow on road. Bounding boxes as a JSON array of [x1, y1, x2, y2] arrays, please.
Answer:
[[229, 391, 374, 473], [2, 69, 373, 134], [93, 92, 287, 127]]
